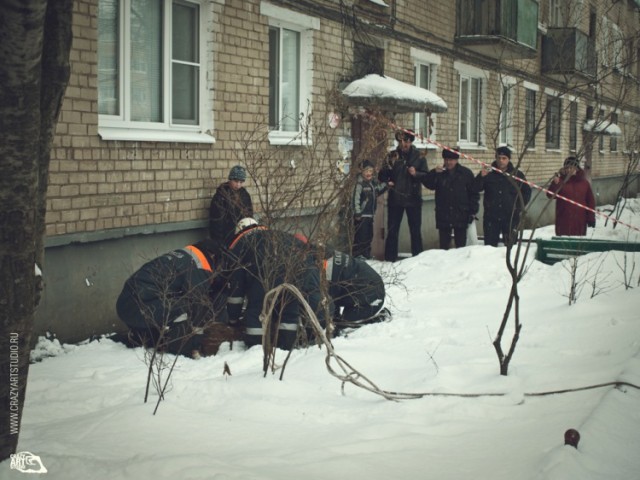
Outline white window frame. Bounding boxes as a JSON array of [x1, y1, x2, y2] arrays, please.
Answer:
[[499, 76, 516, 147], [411, 48, 440, 150], [455, 62, 486, 150], [261, 1, 319, 146], [98, 0, 214, 143]]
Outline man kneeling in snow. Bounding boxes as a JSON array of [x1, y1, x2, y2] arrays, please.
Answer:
[[323, 250, 389, 331], [225, 218, 330, 351], [114, 239, 228, 357]]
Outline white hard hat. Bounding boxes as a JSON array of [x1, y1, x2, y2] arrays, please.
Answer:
[[235, 217, 258, 234]]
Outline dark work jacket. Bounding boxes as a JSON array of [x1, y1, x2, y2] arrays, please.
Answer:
[[225, 226, 326, 327], [474, 161, 532, 224], [325, 251, 385, 310], [208, 183, 253, 253], [116, 245, 218, 330], [547, 169, 595, 236], [378, 146, 428, 208], [423, 164, 479, 229]]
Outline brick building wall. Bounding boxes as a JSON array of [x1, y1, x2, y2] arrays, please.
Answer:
[[36, 0, 640, 343]]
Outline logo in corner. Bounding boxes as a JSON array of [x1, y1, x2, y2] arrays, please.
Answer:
[[10, 451, 47, 474]]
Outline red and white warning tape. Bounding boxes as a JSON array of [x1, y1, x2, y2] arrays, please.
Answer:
[[387, 122, 640, 234]]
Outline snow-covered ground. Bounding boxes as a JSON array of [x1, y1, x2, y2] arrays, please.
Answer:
[[4, 200, 640, 480]]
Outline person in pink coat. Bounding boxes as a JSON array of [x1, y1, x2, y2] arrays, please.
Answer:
[[547, 157, 596, 236]]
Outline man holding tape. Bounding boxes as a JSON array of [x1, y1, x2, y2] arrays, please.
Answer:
[[474, 146, 531, 247]]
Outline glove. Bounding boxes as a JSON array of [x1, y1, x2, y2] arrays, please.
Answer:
[[587, 220, 595, 228]]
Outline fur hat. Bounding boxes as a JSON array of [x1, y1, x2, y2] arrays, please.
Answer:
[[442, 148, 460, 160], [563, 156, 580, 168], [495, 146, 511, 159], [228, 165, 247, 181], [395, 129, 416, 143]]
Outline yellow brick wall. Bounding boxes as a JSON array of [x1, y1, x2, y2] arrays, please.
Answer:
[[47, 0, 640, 238]]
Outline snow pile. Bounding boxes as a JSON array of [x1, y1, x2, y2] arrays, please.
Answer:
[[3, 200, 640, 480]]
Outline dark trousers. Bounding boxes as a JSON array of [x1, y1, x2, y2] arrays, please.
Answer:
[[385, 205, 423, 261], [353, 217, 374, 258], [438, 227, 467, 250], [483, 217, 518, 247]]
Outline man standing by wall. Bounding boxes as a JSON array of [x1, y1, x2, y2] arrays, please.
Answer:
[[378, 129, 428, 261], [423, 148, 479, 249], [474, 146, 531, 247], [209, 165, 253, 256]]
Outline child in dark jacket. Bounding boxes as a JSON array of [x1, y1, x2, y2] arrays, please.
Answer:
[[352, 160, 387, 258]]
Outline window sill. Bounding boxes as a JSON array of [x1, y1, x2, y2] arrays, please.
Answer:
[[457, 142, 487, 152], [267, 131, 311, 146], [98, 126, 215, 144], [414, 140, 438, 150]]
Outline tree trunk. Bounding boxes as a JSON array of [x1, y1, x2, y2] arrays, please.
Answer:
[[0, 0, 72, 461]]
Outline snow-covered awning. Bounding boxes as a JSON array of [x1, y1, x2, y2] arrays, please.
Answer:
[[583, 119, 622, 136], [342, 74, 448, 114]]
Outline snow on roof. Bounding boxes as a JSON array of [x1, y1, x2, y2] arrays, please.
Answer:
[[583, 119, 622, 136], [342, 74, 448, 114]]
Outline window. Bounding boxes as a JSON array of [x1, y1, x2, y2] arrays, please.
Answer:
[[610, 113, 618, 152], [269, 27, 300, 133], [499, 80, 515, 147], [569, 101, 578, 151], [524, 88, 536, 149], [600, 17, 626, 72], [598, 109, 605, 152], [622, 112, 632, 152], [545, 96, 561, 150], [411, 49, 441, 145], [98, 0, 211, 143], [263, 2, 319, 145], [415, 63, 433, 140], [549, 0, 583, 27], [456, 62, 485, 147]]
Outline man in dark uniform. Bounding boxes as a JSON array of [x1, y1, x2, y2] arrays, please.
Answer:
[[474, 146, 531, 247], [423, 148, 479, 249], [225, 219, 329, 350], [378, 129, 428, 261], [115, 239, 227, 356], [323, 250, 388, 329]]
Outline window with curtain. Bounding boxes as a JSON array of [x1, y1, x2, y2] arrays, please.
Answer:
[[98, 0, 205, 140], [269, 26, 301, 132], [261, 2, 318, 145], [610, 113, 618, 152], [499, 83, 514, 146], [459, 75, 482, 146]]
